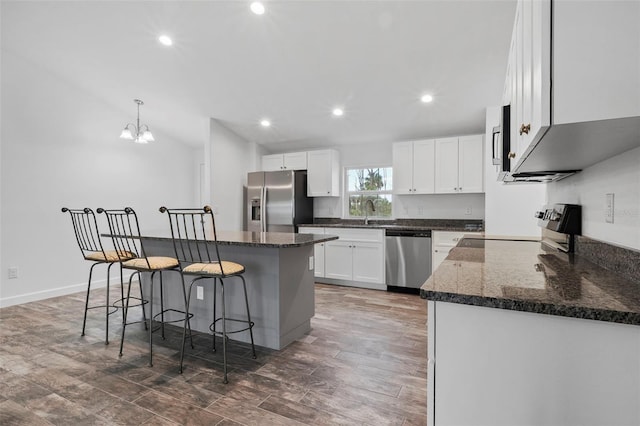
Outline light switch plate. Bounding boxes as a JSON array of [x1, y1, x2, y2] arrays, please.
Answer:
[[196, 286, 204, 300], [308, 256, 314, 271], [605, 193, 614, 223]]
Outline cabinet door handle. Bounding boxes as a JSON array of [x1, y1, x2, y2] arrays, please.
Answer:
[[508, 151, 516, 159], [519, 123, 531, 135]]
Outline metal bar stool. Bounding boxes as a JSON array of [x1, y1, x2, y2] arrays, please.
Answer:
[[61, 207, 134, 344], [98, 207, 193, 367], [160, 205, 256, 383]]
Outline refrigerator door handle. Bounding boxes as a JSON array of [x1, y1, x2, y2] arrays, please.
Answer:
[[262, 186, 267, 232]]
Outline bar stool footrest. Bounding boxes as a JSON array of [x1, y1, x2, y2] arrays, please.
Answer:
[[86, 304, 119, 316], [152, 309, 194, 325], [113, 297, 148, 309], [209, 318, 255, 335]]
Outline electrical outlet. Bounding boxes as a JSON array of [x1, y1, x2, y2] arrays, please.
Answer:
[[8, 267, 18, 279], [196, 286, 204, 300], [309, 256, 314, 271], [605, 193, 614, 223], [465, 206, 472, 215]]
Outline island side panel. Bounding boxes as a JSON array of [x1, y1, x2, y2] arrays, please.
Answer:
[[140, 239, 285, 350], [277, 245, 315, 348], [433, 301, 640, 426]]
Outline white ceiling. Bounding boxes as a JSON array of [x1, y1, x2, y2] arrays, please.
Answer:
[[2, 0, 517, 151]]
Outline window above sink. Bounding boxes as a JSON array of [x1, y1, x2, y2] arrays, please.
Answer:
[[345, 166, 393, 219]]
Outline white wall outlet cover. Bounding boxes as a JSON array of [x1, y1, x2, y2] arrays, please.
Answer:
[[605, 193, 614, 223], [465, 206, 473, 215], [8, 267, 18, 279], [196, 285, 204, 300]]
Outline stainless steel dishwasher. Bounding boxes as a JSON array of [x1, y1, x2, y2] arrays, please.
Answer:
[[385, 229, 432, 293]]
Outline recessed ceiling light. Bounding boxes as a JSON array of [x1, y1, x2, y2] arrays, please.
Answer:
[[260, 119, 271, 127], [158, 35, 173, 46], [421, 94, 434, 103], [332, 108, 344, 117], [250, 2, 265, 15]]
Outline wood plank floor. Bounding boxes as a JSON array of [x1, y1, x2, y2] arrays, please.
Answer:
[[0, 283, 427, 425]]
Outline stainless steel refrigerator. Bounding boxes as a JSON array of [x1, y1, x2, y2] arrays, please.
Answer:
[[245, 170, 314, 233]]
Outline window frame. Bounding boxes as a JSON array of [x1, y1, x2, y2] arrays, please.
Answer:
[[343, 165, 394, 219]]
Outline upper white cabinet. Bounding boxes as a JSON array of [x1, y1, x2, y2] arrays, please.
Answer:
[[307, 149, 340, 197], [393, 139, 435, 194], [506, 0, 551, 167], [262, 152, 307, 171], [434, 135, 484, 194], [506, 0, 640, 173]]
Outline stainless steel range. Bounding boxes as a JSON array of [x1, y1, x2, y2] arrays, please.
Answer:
[[535, 203, 582, 252]]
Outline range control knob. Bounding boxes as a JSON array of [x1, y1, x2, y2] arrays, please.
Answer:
[[534, 211, 544, 219]]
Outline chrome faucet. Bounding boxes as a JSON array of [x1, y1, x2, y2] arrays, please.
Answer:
[[364, 199, 376, 225]]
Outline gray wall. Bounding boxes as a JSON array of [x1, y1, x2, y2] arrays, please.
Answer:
[[0, 49, 198, 307]]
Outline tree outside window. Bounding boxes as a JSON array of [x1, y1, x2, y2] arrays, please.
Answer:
[[346, 167, 392, 218]]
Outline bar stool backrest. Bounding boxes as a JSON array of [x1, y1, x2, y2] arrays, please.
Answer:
[[159, 206, 225, 274], [97, 207, 148, 267], [61, 207, 107, 260]]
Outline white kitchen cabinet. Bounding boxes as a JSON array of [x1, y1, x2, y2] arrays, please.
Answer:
[[506, 0, 550, 168], [428, 300, 640, 426], [352, 242, 384, 283], [322, 228, 385, 290], [392, 139, 435, 194], [262, 151, 307, 171], [432, 231, 480, 273], [307, 149, 340, 197], [298, 227, 325, 278], [324, 240, 353, 280], [506, 0, 640, 173], [434, 135, 484, 194]]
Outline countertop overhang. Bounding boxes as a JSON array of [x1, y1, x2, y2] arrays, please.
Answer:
[[420, 236, 640, 325], [114, 231, 338, 248]]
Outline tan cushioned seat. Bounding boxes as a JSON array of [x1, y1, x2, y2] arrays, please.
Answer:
[[122, 256, 179, 270], [183, 261, 245, 276], [85, 250, 135, 262]]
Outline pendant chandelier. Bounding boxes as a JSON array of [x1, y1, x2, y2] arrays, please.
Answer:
[[119, 99, 155, 144]]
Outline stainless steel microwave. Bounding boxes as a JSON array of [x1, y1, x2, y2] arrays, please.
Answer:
[[491, 104, 511, 180]]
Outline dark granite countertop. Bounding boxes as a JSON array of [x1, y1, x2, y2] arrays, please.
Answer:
[[420, 237, 640, 325], [301, 218, 484, 232], [136, 231, 338, 248]]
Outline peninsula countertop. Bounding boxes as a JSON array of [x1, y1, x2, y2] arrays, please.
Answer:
[[133, 231, 338, 248], [420, 236, 640, 325]]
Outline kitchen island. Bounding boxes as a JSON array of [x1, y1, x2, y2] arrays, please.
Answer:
[[421, 236, 640, 426], [140, 231, 337, 350]]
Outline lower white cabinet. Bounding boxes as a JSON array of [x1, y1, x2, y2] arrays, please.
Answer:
[[432, 231, 481, 273], [298, 227, 325, 278], [428, 300, 640, 426], [321, 227, 385, 290]]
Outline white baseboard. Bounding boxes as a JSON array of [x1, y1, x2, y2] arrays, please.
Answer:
[[0, 278, 111, 308]]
